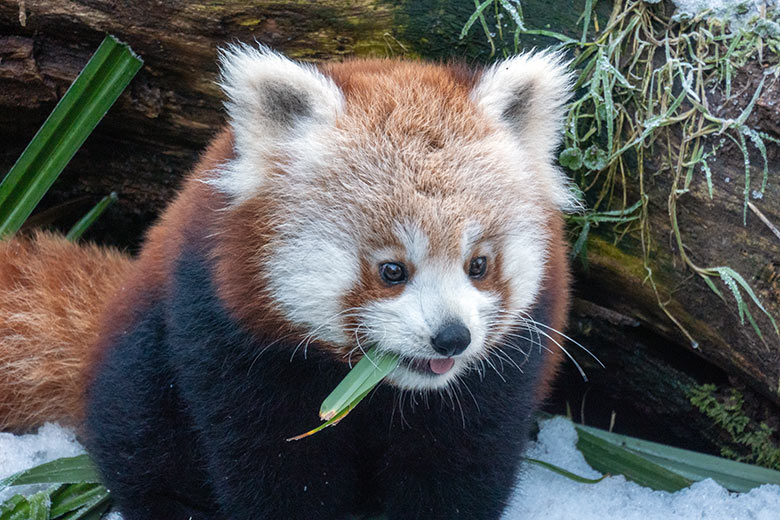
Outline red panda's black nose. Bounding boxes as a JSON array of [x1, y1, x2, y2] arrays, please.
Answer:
[[431, 322, 471, 357]]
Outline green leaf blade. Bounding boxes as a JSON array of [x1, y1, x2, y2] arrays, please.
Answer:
[[574, 422, 780, 492], [0, 455, 102, 491], [49, 484, 106, 518], [0, 35, 142, 239], [290, 347, 399, 440], [525, 457, 606, 484], [65, 192, 118, 242], [576, 429, 694, 492], [319, 346, 399, 420]]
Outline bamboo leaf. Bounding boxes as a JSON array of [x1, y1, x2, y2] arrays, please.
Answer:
[[288, 346, 399, 441], [49, 484, 106, 517], [0, 35, 142, 239], [26, 490, 51, 520], [0, 495, 28, 520], [58, 489, 110, 520], [287, 385, 374, 441], [319, 347, 399, 420]]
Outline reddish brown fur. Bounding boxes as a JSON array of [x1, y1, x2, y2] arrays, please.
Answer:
[[0, 232, 132, 431], [212, 180, 306, 348], [90, 131, 236, 371], [533, 214, 570, 402]]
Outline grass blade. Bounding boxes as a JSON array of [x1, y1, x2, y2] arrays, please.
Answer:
[[581, 0, 594, 44], [459, 0, 493, 40], [525, 458, 607, 484], [0, 35, 142, 239], [0, 455, 102, 490], [65, 192, 118, 242]]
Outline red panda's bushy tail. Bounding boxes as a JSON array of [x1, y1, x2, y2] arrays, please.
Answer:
[[0, 231, 133, 432]]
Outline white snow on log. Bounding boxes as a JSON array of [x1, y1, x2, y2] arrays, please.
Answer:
[[671, 0, 778, 26]]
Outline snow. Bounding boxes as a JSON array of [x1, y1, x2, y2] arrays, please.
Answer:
[[2, 418, 780, 519], [503, 417, 780, 519], [0, 423, 84, 503], [671, 0, 779, 27]]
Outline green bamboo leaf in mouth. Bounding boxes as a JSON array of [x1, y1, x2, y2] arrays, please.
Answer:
[[287, 346, 399, 441]]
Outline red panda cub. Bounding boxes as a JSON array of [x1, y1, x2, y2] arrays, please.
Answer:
[[62, 46, 575, 519]]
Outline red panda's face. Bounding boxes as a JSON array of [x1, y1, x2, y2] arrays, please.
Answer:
[[213, 45, 576, 391]]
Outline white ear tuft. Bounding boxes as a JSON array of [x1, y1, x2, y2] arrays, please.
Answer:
[[471, 51, 580, 211], [212, 43, 344, 201]]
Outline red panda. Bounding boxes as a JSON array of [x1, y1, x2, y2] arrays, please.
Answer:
[[1, 45, 575, 519]]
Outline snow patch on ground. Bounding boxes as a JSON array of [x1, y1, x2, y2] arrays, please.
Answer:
[[2, 418, 779, 519], [503, 417, 780, 519], [0, 423, 85, 503]]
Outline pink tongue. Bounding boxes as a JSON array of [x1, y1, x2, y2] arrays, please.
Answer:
[[429, 358, 455, 375]]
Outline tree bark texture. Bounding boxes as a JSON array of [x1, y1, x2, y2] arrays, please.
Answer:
[[1, 0, 778, 451]]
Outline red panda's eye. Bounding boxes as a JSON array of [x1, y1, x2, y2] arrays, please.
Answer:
[[468, 256, 487, 279], [379, 262, 407, 285]]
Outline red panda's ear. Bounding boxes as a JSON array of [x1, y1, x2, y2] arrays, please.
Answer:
[[212, 44, 344, 201], [471, 52, 580, 211]]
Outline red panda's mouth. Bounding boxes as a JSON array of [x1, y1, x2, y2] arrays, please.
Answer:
[[402, 357, 455, 375]]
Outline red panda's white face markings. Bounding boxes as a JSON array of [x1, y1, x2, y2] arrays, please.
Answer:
[[350, 220, 508, 390], [214, 45, 574, 391]]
